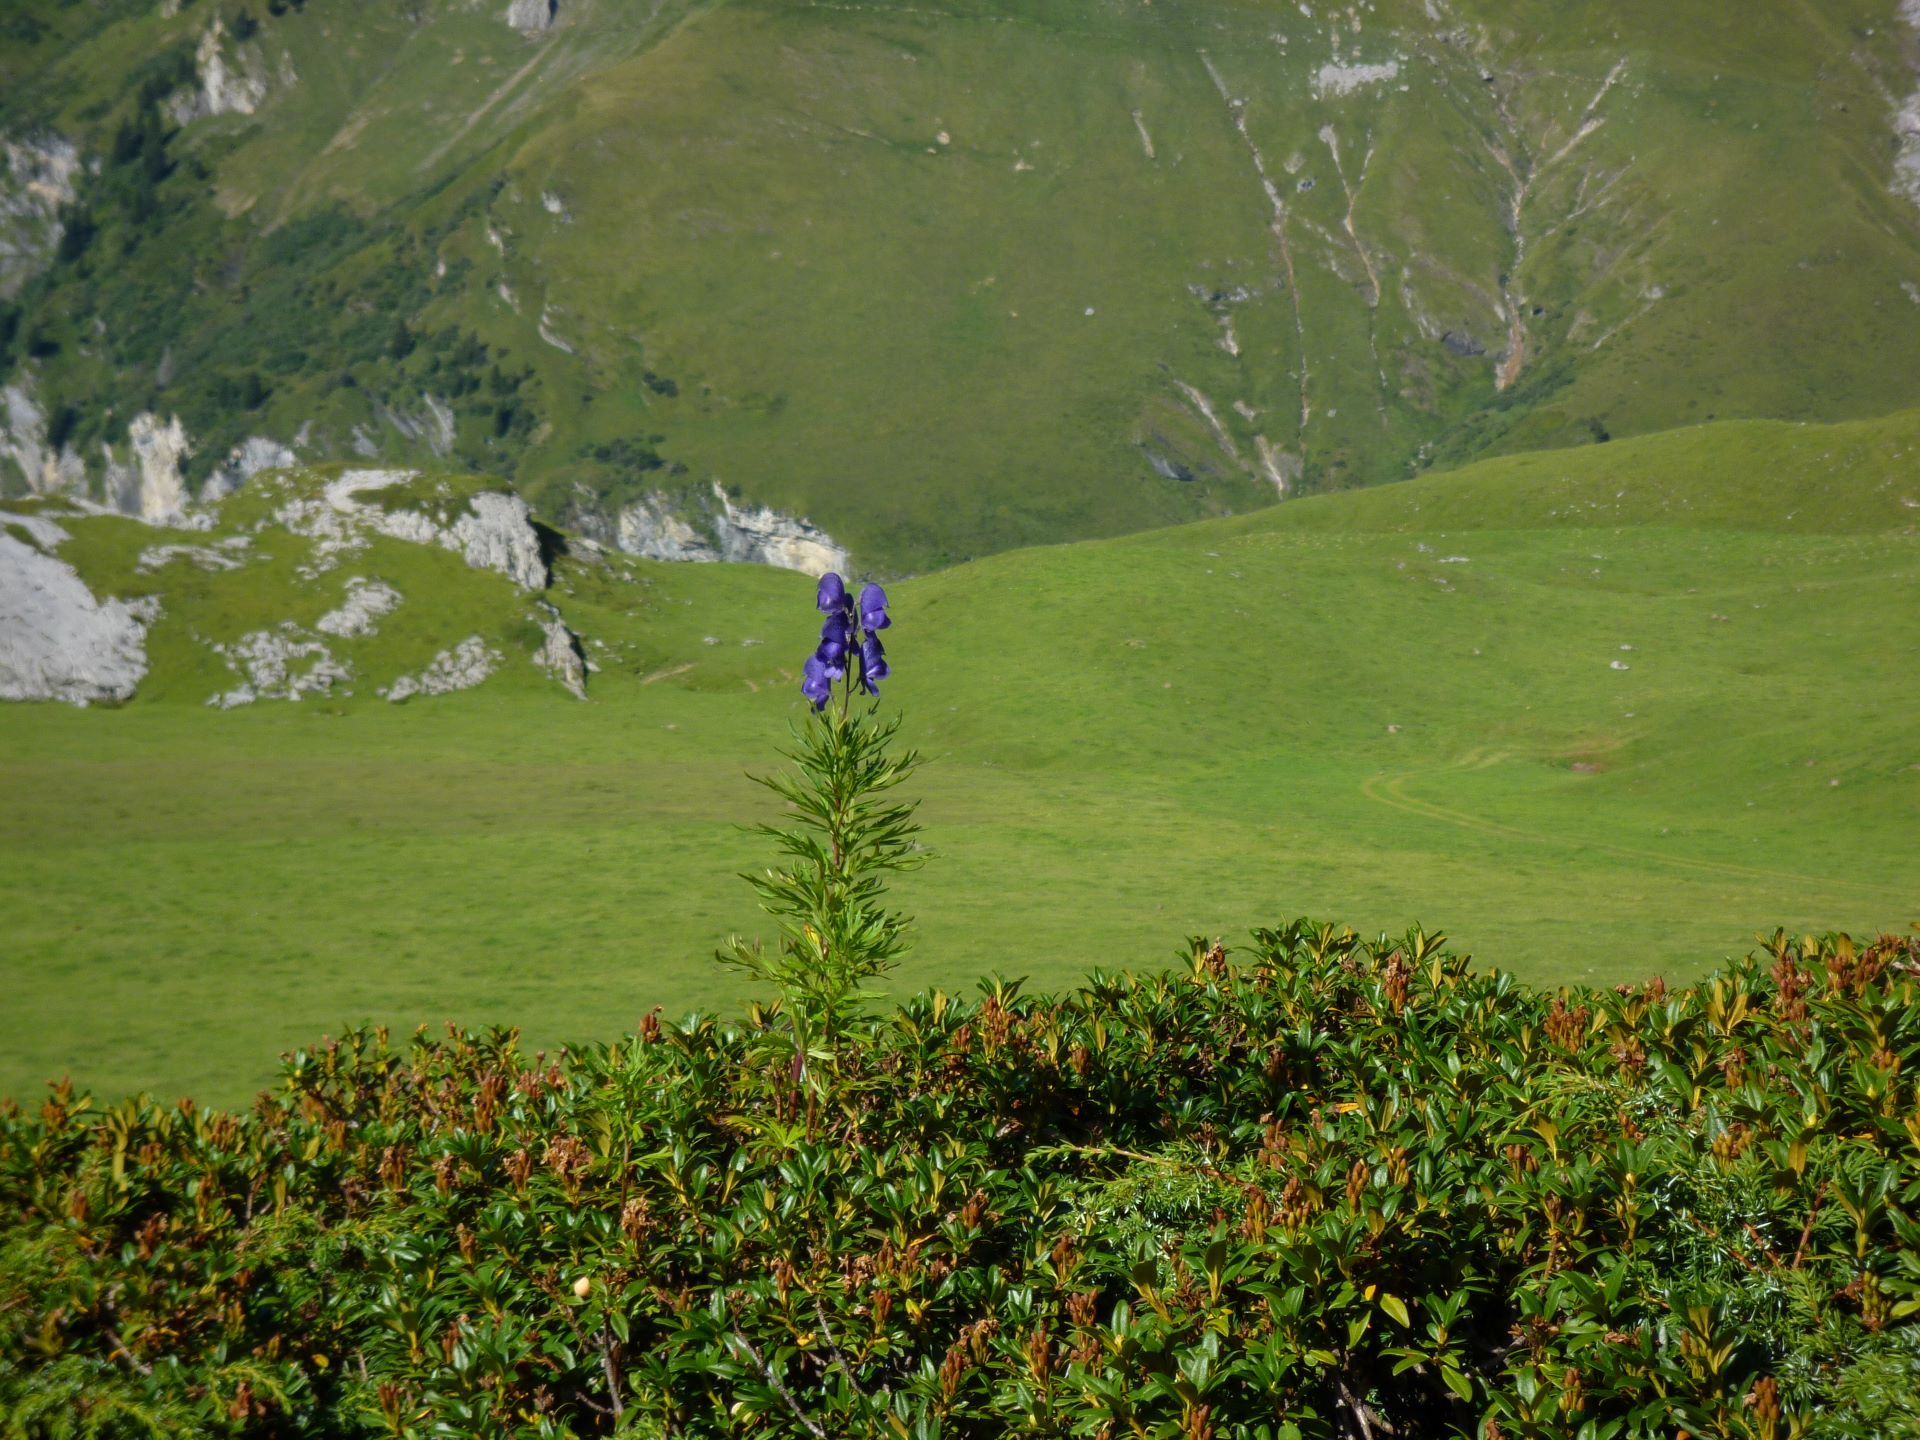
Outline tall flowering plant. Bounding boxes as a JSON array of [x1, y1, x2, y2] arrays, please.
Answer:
[[800, 572, 891, 713], [720, 572, 925, 1092]]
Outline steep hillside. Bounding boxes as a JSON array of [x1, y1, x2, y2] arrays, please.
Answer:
[[4, 0, 1920, 570], [3, 410, 1916, 1101]]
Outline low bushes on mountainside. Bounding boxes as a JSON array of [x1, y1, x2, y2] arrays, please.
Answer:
[[3, 924, 1918, 1438]]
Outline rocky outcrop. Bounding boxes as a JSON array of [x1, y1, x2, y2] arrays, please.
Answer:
[[3, 389, 210, 525], [208, 625, 349, 708], [1, 382, 86, 496], [379, 395, 456, 457], [613, 482, 847, 576], [447, 493, 549, 589], [168, 19, 271, 125], [202, 436, 297, 502], [277, 472, 550, 588], [383, 636, 500, 702], [1315, 59, 1400, 98], [103, 414, 193, 523], [1897, 1, 1920, 208], [0, 133, 80, 298], [0, 524, 157, 704], [136, 539, 250, 574], [505, 0, 557, 35], [532, 606, 588, 699], [315, 577, 402, 638], [712, 483, 848, 574], [616, 492, 720, 563]]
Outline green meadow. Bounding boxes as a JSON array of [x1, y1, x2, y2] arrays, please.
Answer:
[[3, 412, 1917, 1105], [8, 0, 1920, 569]]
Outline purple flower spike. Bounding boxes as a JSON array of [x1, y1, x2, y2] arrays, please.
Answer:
[[858, 582, 891, 631], [816, 572, 848, 615], [860, 634, 889, 683], [800, 656, 833, 709]]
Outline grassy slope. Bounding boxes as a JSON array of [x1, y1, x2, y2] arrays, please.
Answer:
[[2, 411, 1916, 1104], [5, 0, 1920, 570]]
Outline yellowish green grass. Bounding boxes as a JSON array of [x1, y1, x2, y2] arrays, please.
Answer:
[[3, 413, 1917, 1104]]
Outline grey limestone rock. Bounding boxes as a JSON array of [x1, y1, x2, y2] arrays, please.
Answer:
[[315, 577, 402, 638], [136, 539, 250, 574], [167, 19, 271, 125], [277, 472, 549, 589], [0, 526, 156, 704], [506, 0, 557, 34], [532, 609, 588, 699], [208, 624, 348, 707], [383, 636, 501, 702], [202, 436, 298, 502], [612, 482, 847, 577], [0, 133, 80, 298]]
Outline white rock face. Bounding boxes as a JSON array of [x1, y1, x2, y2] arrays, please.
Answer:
[[447, 492, 549, 589], [169, 19, 271, 125], [421, 395, 456, 456], [505, 0, 557, 34], [538, 308, 575, 353], [105, 414, 193, 522], [136, 538, 250, 574], [315, 577, 402, 638], [276, 471, 549, 588], [710, 483, 847, 574], [203, 436, 297, 502], [1898, 2, 1920, 207], [208, 625, 349, 708], [1316, 59, 1400, 97], [0, 528, 156, 704], [533, 612, 588, 699], [2, 510, 72, 549], [383, 636, 500, 702], [616, 493, 720, 562], [0, 133, 81, 297], [613, 482, 847, 576], [1, 382, 86, 496], [379, 395, 456, 457]]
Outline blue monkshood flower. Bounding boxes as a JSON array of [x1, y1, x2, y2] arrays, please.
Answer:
[[801, 655, 833, 709], [859, 582, 890, 631], [816, 572, 850, 615], [818, 613, 852, 659], [860, 634, 889, 684]]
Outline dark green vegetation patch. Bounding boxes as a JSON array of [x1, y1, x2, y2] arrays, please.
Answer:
[[5, 925, 1919, 1436]]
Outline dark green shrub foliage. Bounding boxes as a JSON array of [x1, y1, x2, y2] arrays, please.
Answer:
[[4, 927, 1919, 1437]]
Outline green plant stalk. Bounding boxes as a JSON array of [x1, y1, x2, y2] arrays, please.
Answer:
[[720, 703, 926, 1101]]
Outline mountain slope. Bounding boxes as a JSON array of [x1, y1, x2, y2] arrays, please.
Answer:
[[3, 409, 1916, 1101], [4, 0, 1920, 570]]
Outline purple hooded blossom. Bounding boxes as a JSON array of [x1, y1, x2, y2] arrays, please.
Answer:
[[800, 571, 896, 707], [816, 612, 851, 667], [801, 656, 834, 709]]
